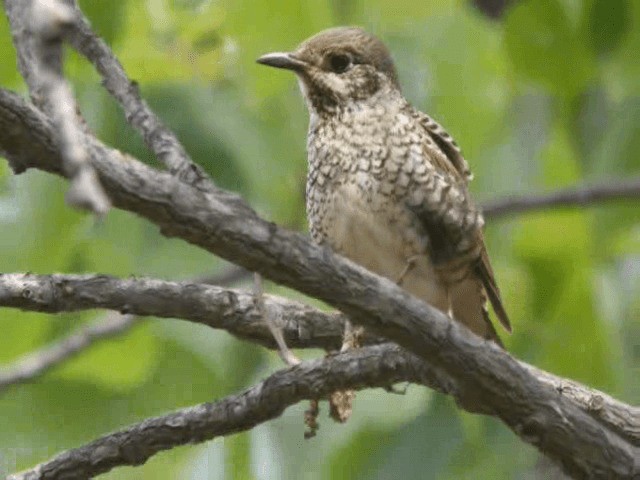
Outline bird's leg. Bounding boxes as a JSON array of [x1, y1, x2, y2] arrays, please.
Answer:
[[340, 317, 364, 353], [253, 273, 300, 366], [324, 315, 360, 425], [446, 285, 454, 319], [395, 255, 421, 286]]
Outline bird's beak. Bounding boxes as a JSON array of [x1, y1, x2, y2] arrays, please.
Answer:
[[256, 52, 307, 72]]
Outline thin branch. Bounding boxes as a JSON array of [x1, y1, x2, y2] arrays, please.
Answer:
[[0, 312, 136, 392], [1, 272, 638, 449], [63, 0, 212, 188], [5, 0, 110, 215], [6, 344, 444, 480], [0, 88, 638, 478], [482, 177, 640, 219], [4, 0, 210, 191], [253, 272, 302, 366]]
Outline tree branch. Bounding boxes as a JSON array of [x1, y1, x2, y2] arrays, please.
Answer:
[[6, 344, 446, 480], [0, 85, 639, 478], [1, 273, 638, 451], [0, 268, 255, 393], [0, 273, 347, 352], [7, 342, 640, 480], [4, 0, 110, 214], [65, 0, 212, 187], [482, 177, 640, 219], [4, 0, 211, 189], [0, 312, 136, 392]]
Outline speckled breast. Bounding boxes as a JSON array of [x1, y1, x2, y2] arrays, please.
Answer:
[[304, 105, 448, 309]]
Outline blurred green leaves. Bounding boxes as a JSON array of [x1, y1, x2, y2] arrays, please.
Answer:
[[505, 0, 595, 97], [585, 0, 631, 56]]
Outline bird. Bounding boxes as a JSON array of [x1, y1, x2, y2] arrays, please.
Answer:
[[257, 27, 511, 345]]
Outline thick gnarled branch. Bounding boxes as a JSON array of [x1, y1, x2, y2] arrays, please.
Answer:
[[6, 344, 443, 480], [1, 273, 638, 456]]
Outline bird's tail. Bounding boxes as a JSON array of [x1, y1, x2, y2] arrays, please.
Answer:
[[450, 277, 504, 348]]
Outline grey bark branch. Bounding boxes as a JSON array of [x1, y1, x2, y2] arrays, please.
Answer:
[[0, 312, 136, 392], [0, 86, 639, 478], [6, 344, 444, 480], [481, 177, 640, 219], [0, 268, 258, 393], [4, 0, 110, 215], [4, 0, 210, 191], [1, 272, 639, 467], [0, 272, 348, 353], [63, 0, 212, 188]]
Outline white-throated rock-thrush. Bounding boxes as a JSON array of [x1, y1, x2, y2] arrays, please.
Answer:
[[258, 27, 511, 345]]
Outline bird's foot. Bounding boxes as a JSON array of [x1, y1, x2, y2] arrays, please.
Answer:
[[395, 255, 421, 286], [340, 318, 364, 353]]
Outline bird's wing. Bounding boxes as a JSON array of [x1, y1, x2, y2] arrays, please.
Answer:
[[415, 111, 472, 183], [408, 108, 511, 333]]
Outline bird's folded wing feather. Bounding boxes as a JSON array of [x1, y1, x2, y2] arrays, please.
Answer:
[[407, 108, 512, 332]]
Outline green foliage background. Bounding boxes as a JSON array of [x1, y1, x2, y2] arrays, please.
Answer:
[[0, 0, 638, 478]]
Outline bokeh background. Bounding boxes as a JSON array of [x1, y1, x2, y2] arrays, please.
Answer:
[[1, 0, 638, 478]]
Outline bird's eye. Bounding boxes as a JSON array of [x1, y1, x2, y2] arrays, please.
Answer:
[[328, 53, 351, 73]]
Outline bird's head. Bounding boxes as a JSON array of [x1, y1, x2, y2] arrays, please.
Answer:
[[257, 27, 400, 114]]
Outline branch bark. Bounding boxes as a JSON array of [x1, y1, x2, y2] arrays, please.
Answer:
[[482, 177, 640, 218], [4, 0, 211, 189], [6, 344, 444, 480], [1, 272, 639, 475], [0, 312, 136, 392]]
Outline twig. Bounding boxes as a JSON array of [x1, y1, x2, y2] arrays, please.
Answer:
[[63, 0, 212, 188], [0, 89, 638, 477], [5, 0, 110, 215], [0, 313, 135, 392], [482, 177, 640, 219]]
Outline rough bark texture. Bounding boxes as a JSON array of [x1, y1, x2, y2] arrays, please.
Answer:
[[6, 345, 445, 480], [1, 273, 638, 450]]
